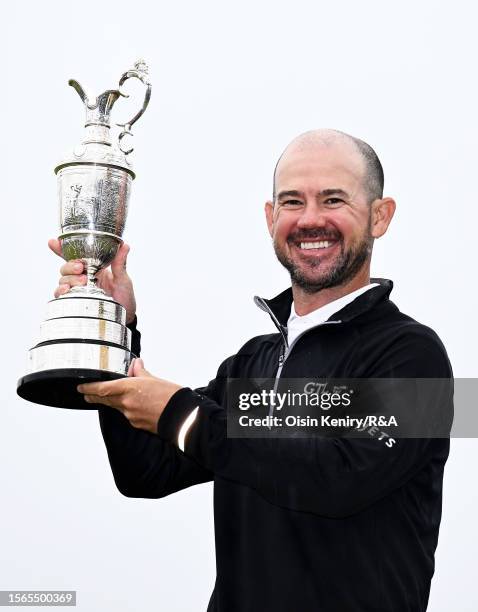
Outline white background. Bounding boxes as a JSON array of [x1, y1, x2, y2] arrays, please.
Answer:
[[3, 1, 477, 610]]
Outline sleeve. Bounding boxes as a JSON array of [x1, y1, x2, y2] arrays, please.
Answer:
[[156, 329, 453, 518], [98, 316, 213, 498]]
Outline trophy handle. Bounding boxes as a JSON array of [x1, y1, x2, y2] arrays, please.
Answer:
[[116, 60, 152, 155]]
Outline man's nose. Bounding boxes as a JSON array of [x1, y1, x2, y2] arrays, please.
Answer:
[[296, 203, 327, 229]]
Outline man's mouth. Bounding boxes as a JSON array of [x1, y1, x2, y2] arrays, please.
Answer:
[[299, 240, 334, 250]]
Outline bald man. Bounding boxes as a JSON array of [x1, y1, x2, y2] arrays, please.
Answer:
[[50, 129, 452, 612]]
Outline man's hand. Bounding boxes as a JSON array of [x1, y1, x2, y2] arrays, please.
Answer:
[[77, 358, 183, 434], [48, 238, 137, 324]]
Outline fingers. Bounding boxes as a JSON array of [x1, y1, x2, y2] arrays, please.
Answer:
[[58, 273, 86, 286], [76, 378, 121, 397], [49, 239, 85, 277], [127, 358, 152, 378], [132, 358, 153, 378], [77, 379, 128, 397], [53, 280, 86, 298], [78, 378, 134, 412], [58, 274, 87, 288], [127, 358, 136, 377], [52, 259, 86, 298], [48, 238, 62, 257], [111, 243, 130, 279], [82, 394, 117, 407], [54, 283, 73, 298], [60, 260, 85, 276], [53, 272, 86, 298]]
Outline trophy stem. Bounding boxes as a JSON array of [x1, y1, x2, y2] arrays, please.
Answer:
[[82, 261, 108, 297], [86, 262, 99, 290], [67, 260, 108, 298]]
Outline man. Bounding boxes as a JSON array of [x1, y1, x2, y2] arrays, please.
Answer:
[[49, 129, 452, 611]]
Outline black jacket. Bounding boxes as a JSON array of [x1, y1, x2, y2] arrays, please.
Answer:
[[99, 279, 452, 612]]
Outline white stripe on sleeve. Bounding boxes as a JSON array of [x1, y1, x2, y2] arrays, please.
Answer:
[[178, 407, 199, 452]]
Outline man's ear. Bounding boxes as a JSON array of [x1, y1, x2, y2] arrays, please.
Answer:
[[371, 197, 396, 239], [265, 200, 274, 237]]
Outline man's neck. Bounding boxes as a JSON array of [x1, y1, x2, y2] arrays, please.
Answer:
[[292, 269, 371, 316]]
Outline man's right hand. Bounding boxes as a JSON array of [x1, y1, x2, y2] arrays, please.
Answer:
[[48, 239, 137, 324]]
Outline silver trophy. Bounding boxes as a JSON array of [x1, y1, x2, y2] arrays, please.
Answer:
[[17, 61, 151, 409]]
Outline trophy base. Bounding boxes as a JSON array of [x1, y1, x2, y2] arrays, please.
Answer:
[[19, 293, 132, 409], [17, 368, 125, 410]]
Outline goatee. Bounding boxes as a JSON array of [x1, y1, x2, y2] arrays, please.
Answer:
[[274, 230, 373, 294]]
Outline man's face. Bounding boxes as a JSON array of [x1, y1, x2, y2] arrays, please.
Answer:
[[266, 142, 374, 293]]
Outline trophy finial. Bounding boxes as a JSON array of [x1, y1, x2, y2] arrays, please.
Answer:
[[133, 59, 149, 75]]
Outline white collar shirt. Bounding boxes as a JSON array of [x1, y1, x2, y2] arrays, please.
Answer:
[[286, 283, 379, 348]]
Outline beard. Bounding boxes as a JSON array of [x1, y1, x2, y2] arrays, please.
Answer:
[[273, 223, 373, 294]]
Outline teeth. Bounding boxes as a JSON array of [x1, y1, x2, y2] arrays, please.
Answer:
[[300, 241, 331, 250]]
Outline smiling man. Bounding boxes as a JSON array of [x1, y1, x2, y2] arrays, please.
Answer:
[[50, 129, 452, 612], [266, 130, 392, 314]]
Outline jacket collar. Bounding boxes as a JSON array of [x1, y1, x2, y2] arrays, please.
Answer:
[[254, 278, 394, 329]]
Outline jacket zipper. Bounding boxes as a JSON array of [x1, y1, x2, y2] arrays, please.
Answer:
[[256, 298, 343, 418], [275, 319, 342, 375], [269, 320, 342, 417]]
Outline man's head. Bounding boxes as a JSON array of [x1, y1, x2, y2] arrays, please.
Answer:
[[265, 129, 395, 294]]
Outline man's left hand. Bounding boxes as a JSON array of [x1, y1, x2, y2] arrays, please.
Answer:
[[77, 359, 183, 434]]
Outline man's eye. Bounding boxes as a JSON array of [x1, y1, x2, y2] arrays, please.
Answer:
[[324, 198, 344, 206], [282, 200, 303, 207]]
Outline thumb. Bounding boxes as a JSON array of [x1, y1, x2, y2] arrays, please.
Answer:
[[48, 238, 62, 258], [111, 243, 130, 279], [132, 358, 153, 378]]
